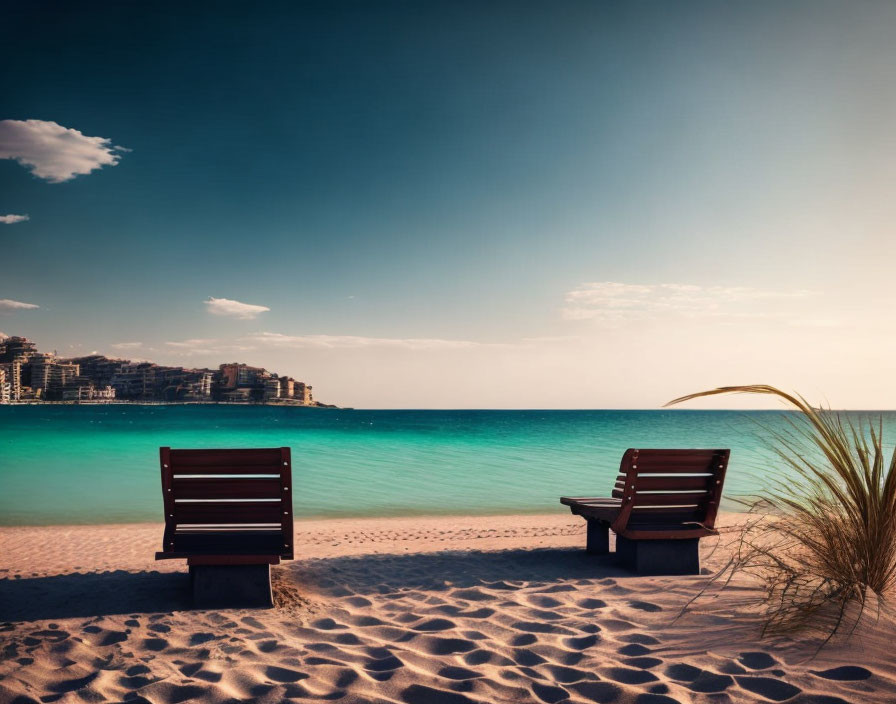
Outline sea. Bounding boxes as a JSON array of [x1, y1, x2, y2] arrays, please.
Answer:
[[2, 405, 895, 526]]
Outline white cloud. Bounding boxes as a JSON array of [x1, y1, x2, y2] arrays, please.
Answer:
[[0, 331, 7, 340], [165, 338, 257, 357], [0, 214, 29, 224], [245, 331, 481, 351], [205, 297, 270, 320], [0, 299, 39, 311], [562, 282, 815, 322], [111, 341, 143, 350], [0, 119, 127, 183]]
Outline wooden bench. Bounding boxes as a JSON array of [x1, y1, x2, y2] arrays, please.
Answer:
[[561, 448, 729, 574], [155, 446, 294, 607]]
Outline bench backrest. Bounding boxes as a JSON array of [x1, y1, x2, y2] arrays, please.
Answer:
[[159, 447, 293, 559], [611, 448, 729, 537]]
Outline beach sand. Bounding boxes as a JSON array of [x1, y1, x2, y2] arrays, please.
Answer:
[[1, 513, 893, 704]]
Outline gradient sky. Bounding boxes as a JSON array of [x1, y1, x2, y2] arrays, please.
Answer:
[[3, 1, 896, 408]]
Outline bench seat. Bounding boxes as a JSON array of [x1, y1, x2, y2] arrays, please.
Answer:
[[155, 530, 286, 562]]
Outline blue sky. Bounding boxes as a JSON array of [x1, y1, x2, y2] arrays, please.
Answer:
[[3, 1, 896, 408]]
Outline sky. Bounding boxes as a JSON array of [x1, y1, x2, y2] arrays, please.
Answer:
[[3, 0, 896, 409]]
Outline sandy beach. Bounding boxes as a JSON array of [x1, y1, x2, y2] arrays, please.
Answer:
[[1, 513, 893, 704]]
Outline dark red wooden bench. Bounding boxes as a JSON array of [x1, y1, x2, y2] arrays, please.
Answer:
[[155, 447, 294, 606], [561, 448, 729, 574]]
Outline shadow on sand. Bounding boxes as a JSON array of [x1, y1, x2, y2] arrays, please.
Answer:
[[292, 547, 642, 597], [1, 548, 659, 623], [0, 570, 193, 622]]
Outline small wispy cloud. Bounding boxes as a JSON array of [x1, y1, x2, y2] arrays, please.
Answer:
[[0, 119, 127, 183], [245, 331, 481, 351], [0, 214, 29, 224], [0, 298, 39, 312], [165, 338, 257, 356], [562, 282, 815, 322], [111, 341, 143, 350], [205, 297, 270, 320]]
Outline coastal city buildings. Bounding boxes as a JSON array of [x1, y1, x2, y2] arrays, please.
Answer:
[[0, 335, 321, 405]]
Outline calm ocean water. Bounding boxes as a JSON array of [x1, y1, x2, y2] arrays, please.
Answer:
[[2, 406, 895, 526]]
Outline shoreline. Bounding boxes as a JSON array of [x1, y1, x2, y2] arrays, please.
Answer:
[[0, 502, 753, 529]]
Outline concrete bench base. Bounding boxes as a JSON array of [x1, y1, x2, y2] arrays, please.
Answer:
[[586, 519, 610, 554], [616, 536, 700, 575], [190, 564, 273, 608]]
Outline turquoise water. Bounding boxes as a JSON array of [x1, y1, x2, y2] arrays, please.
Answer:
[[2, 406, 895, 526]]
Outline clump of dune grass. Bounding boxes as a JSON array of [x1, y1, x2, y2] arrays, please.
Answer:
[[666, 385, 896, 641]]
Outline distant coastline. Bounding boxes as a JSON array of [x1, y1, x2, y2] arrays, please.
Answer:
[[0, 334, 335, 406], [2, 400, 341, 407]]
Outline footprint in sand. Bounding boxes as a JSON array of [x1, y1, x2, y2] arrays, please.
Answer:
[[333, 633, 362, 645], [628, 600, 662, 612], [734, 676, 801, 701], [188, 632, 216, 646], [345, 596, 372, 607], [577, 598, 608, 609], [180, 663, 202, 676], [635, 694, 682, 704], [401, 684, 477, 704], [265, 665, 310, 683], [569, 680, 623, 703], [605, 667, 659, 685], [510, 633, 537, 646], [687, 672, 734, 693], [451, 588, 491, 601], [718, 661, 748, 674], [544, 664, 595, 683], [30, 629, 71, 645], [531, 681, 569, 704], [563, 634, 599, 650], [623, 657, 663, 669], [618, 643, 652, 656], [142, 637, 168, 652], [459, 607, 495, 619], [512, 621, 575, 635], [528, 596, 564, 608], [538, 584, 577, 593], [600, 619, 637, 632], [810, 666, 873, 681], [412, 618, 456, 632], [47, 672, 99, 693], [352, 615, 386, 627], [438, 666, 483, 680], [738, 652, 778, 670], [366, 654, 404, 673], [624, 633, 661, 645], [463, 649, 514, 667], [528, 609, 564, 621], [419, 636, 477, 655], [513, 649, 548, 666]]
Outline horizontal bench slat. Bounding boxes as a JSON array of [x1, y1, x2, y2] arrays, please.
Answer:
[[171, 466, 284, 476], [636, 476, 714, 491], [169, 448, 285, 468], [172, 477, 283, 500], [172, 501, 287, 524], [611, 490, 709, 505]]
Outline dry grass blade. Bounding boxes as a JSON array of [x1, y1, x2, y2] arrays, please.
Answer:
[[666, 385, 896, 640]]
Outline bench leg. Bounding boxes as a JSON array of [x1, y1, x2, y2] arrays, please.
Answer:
[[191, 564, 273, 608], [616, 536, 700, 575], [586, 519, 610, 555]]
